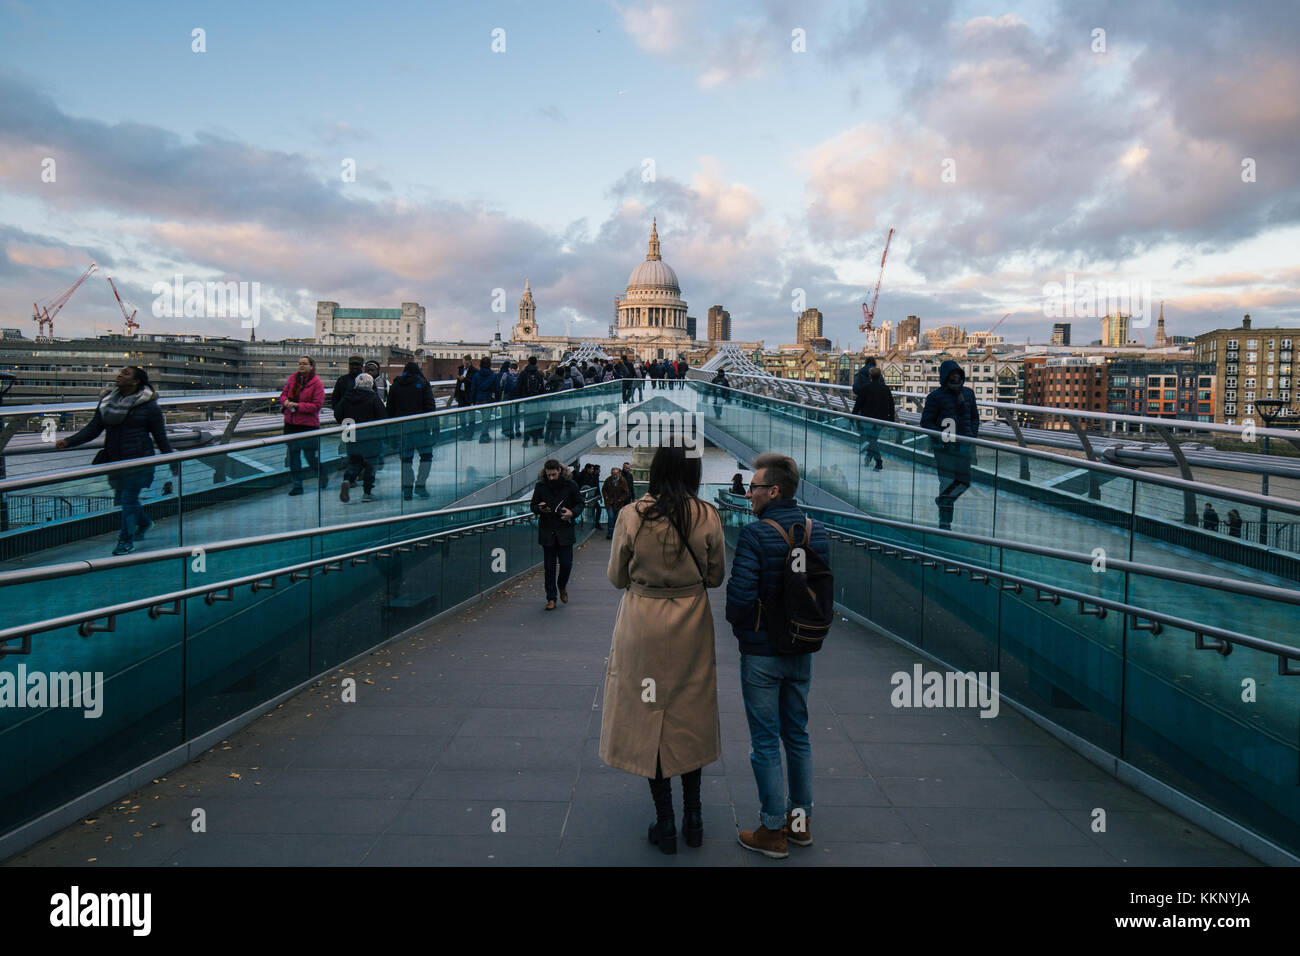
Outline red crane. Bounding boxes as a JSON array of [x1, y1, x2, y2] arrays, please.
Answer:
[[106, 275, 139, 336], [860, 227, 894, 337], [32, 262, 97, 342]]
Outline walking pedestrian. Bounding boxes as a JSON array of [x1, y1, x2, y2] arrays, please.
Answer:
[[1203, 502, 1220, 532], [725, 452, 830, 859], [56, 366, 176, 555], [853, 365, 896, 470], [279, 355, 327, 495], [602, 466, 630, 539], [601, 443, 726, 854], [920, 360, 979, 530], [518, 356, 547, 446], [1227, 509, 1243, 538], [387, 361, 437, 500], [363, 360, 390, 404], [470, 356, 500, 443], [336, 372, 387, 502], [530, 458, 582, 610]]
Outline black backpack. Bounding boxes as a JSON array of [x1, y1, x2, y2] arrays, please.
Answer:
[[520, 366, 545, 397], [757, 518, 834, 654]]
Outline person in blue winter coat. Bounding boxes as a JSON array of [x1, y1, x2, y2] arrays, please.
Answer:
[[470, 357, 501, 442], [919, 359, 980, 530]]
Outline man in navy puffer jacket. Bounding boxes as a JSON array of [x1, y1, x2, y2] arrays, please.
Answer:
[[725, 452, 830, 860], [919, 358, 979, 530]]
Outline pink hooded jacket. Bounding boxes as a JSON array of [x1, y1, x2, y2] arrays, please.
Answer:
[[279, 372, 325, 427]]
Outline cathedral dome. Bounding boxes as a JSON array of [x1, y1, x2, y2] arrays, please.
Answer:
[[626, 218, 680, 292]]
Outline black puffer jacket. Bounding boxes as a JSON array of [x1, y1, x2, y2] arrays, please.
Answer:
[[920, 359, 979, 440], [854, 377, 896, 422], [64, 386, 174, 469]]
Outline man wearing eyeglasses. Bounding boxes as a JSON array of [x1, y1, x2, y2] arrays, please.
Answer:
[[725, 453, 830, 860]]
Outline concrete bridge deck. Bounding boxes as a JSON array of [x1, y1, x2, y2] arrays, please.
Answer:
[[4, 536, 1255, 867]]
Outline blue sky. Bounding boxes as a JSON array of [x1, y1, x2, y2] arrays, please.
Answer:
[[1, 0, 1298, 348]]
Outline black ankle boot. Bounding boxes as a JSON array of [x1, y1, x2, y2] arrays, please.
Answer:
[[647, 776, 677, 854], [681, 768, 703, 848]]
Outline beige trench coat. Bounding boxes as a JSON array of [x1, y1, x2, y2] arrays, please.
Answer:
[[599, 495, 726, 778]]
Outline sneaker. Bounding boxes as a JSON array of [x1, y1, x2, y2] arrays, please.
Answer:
[[339, 481, 351, 503], [362, 492, 376, 502], [413, 486, 430, 499], [784, 811, 812, 847], [135, 518, 154, 539], [288, 485, 304, 496], [112, 540, 135, 556], [874, 460, 883, 471], [402, 489, 413, 501], [738, 824, 787, 859]]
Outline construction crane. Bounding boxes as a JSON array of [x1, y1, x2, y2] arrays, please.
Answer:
[[32, 262, 97, 342], [106, 275, 139, 336], [859, 227, 894, 338], [990, 312, 1010, 334]]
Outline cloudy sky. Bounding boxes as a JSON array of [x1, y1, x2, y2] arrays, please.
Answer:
[[1, 0, 1297, 349]]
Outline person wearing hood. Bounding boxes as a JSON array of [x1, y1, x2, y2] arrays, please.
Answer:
[[530, 458, 583, 610], [336, 372, 387, 502], [387, 361, 438, 501], [330, 354, 365, 417], [56, 366, 175, 555], [279, 355, 327, 496], [853, 366, 896, 470], [363, 360, 390, 404], [919, 359, 979, 530]]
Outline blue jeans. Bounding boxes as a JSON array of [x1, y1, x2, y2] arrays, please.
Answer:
[[113, 468, 153, 544], [740, 652, 813, 830], [605, 504, 619, 537]]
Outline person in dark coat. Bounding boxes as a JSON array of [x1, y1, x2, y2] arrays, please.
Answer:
[[1227, 509, 1243, 538], [577, 463, 602, 528], [711, 369, 730, 418], [470, 357, 501, 443], [336, 372, 387, 502], [920, 359, 979, 530], [530, 458, 583, 610], [499, 360, 522, 438], [730, 472, 746, 496], [621, 461, 636, 501], [56, 366, 175, 555], [330, 354, 365, 417], [855, 366, 897, 470], [518, 356, 547, 446], [386, 361, 438, 500], [543, 364, 567, 444], [851, 356, 877, 413], [454, 353, 475, 438], [602, 467, 631, 540], [1202, 503, 1220, 532]]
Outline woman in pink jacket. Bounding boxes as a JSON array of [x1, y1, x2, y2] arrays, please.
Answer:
[[279, 355, 327, 496]]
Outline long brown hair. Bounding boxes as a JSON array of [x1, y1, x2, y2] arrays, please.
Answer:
[[640, 444, 703, 559]]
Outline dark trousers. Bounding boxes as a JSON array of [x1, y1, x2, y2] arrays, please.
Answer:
[[343, 453, 378, 493], [934, 444, 973, 526], [860, 423, 882, 464], [542, 544, 573, 600], [112, 468, 152, 544], [284, 423, 321, 487]]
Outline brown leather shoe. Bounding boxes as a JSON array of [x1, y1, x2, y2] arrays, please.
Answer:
[[784, 811, 812, 847], [738, 824, 788, 859], [545, 600, 556, 611], [559, 589, 568, 603]]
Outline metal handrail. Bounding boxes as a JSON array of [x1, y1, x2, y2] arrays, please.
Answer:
[[0, 485, 600, 649], [699, 380, 1300, 514], [748, 496, 1300, 604], [0, 379, 623, 493], [722, 371, 1300, 441], [0, 381, 460, 419], [713, 495, 1300, 671], [0, 492, 532, 587]]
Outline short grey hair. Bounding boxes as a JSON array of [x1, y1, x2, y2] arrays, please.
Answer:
[[354, 373, 375, 390]]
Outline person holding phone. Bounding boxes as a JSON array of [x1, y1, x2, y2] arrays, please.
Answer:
[[530, 458, 583, 610]]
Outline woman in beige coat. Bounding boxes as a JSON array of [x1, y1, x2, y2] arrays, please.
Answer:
[[600, 444, 726, 854]]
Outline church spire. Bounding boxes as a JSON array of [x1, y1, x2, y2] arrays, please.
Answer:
[[647, 218, 661, 261]]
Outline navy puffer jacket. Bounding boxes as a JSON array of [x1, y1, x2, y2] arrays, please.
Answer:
[[725, 498, 831, 656]]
